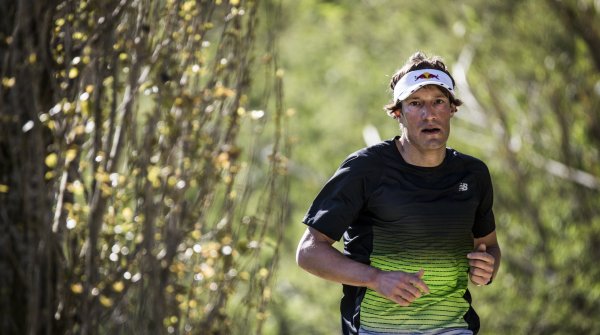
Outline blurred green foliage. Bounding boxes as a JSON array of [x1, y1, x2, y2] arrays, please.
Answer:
[[271, 0, 600, 334]]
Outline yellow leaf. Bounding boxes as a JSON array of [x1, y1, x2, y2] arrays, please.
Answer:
[[213, 85, 235, 98], [95, 170, 110, 183], [65, 149, 77, 164], [201, 263, 215, 278], [2, 77, 16, 88], [147, 166, 160, 187], [45, 153, 58, 168], [46, 120, 55, 130], [112, 281, 124, 293], [0, 184, 8, 193], [74, 125, 85, 135], [99, 295, 113, 307], [122, 207, 133, 221], [101, 183, 112, 197], [263, 287, 271, 300], [68, 180, 84, 196], [71, 283, 83, 294], [182, 0, 195, 11], [191, 230, 201, 239], [258, 268, 269, 278], [68, 68, 79, 79], [73, 32, 84, 40]]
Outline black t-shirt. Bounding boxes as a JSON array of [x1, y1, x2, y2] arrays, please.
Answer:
[[303, 137, 495, 335]]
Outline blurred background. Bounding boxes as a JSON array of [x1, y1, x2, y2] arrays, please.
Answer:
[[1, 0, 599, 334]]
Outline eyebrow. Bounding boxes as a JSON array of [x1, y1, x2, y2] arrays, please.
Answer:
[[405, 94, 448, 101]]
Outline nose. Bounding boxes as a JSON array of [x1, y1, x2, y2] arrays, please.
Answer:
[[421, 103, 438, 120]]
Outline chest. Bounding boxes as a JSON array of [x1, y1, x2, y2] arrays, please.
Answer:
[[365, 169, 481, 224]]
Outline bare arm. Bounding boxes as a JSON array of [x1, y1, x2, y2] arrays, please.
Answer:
[[468, 230, 501, 285], [296, 227, 429, 306]]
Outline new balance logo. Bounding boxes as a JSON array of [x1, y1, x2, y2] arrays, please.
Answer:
[[458, 183, 468, 192]]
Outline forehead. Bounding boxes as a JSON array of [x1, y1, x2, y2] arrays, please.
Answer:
[[404, 85, 449, 100]]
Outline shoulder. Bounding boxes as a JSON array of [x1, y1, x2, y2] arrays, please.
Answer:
[[448, 149, 494, 191], [331, 140, 395, 181], [339, 140, 393, 170], [447, 148, 490, 173]]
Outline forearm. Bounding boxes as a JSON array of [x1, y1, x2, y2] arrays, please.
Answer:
[[296, 228, 380, 289], [297, 228, 431, 306]]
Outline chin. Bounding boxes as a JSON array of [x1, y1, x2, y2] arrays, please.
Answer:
[[422, 141, 447, 150]]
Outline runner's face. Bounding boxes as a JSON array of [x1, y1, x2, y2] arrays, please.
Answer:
[[399, 85, 455, 153]]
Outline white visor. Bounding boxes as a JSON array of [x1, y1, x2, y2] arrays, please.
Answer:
[[393, 69, 455, 102]]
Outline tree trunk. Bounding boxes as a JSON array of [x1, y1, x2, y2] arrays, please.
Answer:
[[0, 1, 61, 334]]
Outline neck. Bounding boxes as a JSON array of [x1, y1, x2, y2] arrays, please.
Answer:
[[396, 136, 446, 167]]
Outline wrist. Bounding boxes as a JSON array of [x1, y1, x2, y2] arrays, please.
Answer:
[[365, 266, 382, 290]]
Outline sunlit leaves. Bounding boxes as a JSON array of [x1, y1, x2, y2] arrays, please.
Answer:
[[1, 77, 16, 88], [98, 295, 112, 307], [146, 165, 162, 188], [213, 84, 236, 98], [68, 67, 79, 79], [0, 0, 290, 334], [67, 180, 84, 196], [71, 283, 83, 294], [65, 148, 78, 165], [45, 153, 59, 168]]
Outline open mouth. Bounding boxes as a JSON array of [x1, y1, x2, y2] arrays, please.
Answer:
[[422, 127, 441, 134]]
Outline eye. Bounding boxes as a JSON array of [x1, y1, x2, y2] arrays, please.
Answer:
[[408, 101, 421, 107], [434, 98, 447, 105]]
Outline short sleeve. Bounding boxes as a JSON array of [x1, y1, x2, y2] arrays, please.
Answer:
[[302, 152, 381, 241], [473, 163, 496, 238]]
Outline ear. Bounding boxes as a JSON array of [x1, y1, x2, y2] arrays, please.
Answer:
[[450, 105, 458, 117], [392, 109, 402, 119]]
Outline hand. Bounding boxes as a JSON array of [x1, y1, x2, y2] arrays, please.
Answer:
[[467, 244, 495, 286], [372, 269, 430, 306]]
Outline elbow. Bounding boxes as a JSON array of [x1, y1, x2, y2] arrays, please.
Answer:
[[296, 227, 334, 272], [296, 235, 320, 271], [295, 243, 310, 270], [296, 229, 315, 270]]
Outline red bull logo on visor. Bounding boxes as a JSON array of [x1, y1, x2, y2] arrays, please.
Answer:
[[414, 72, 440, 80]]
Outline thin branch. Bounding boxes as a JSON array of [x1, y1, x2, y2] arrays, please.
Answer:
[[453, 45, 600, 190]]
